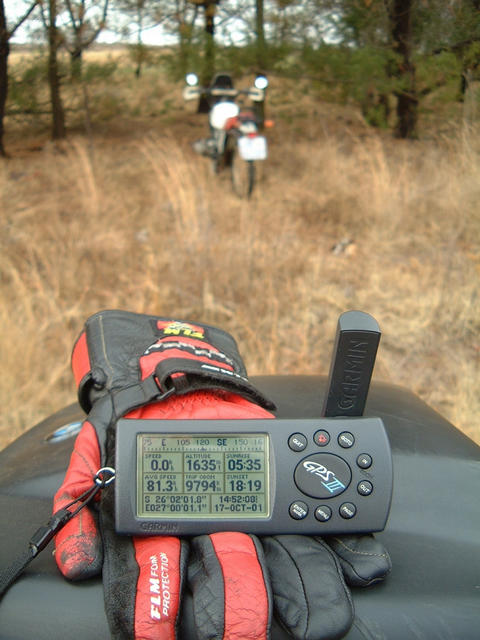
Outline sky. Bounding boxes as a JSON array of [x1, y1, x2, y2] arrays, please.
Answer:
[[7, 0, 247, 47]]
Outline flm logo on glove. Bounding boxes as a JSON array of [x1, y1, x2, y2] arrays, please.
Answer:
[[155, 320, 206, 340]]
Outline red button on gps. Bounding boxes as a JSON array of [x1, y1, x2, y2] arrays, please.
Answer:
[[314, 430, 330, 446]]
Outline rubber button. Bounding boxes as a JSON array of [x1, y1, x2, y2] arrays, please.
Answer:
[[357, 480, 373, 496], [289, 501, 309, 520], [338, 432, 355, 448], [294, 453, 351, 499], [339, 502, 357, 519], [314, 505, 332, 522], [288, 433, 308, 452], [313, 430, 330, 447], [357, 453, 372, 469]]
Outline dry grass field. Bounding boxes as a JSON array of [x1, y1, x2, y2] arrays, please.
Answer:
[[1, 49, 479, 450]]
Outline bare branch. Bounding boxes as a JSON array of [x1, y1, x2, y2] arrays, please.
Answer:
[[8, 0, 40, 38], [64, 0, 79, 28]]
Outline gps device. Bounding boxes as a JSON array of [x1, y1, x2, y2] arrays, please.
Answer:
[[115, 416, 392, 536], [114, 311, 393, 537]]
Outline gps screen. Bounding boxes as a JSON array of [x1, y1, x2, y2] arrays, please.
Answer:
[[137, 433, 270, 519]]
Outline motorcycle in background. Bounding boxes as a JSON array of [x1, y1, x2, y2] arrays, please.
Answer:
[[183, 72, 270, 198]]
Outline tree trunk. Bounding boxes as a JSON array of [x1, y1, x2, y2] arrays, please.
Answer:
[[70, 46, 83, 80], [134, 6, 143, 79], [178, 26, 189, 78], [255, 0, 267, 69], [198, 2, 216, 114], [202, 2, 215, 84], [48, 0, 66, 140], [388, 0, 418, 138], [0, 0, 9, 156]]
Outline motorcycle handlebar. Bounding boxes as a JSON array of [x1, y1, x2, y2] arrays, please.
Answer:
[[182, 86, 265, 102]]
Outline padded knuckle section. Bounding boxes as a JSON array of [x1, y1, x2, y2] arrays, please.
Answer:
[[328, 535, 392, 586], [263, 536, 354, 640], [55, 529, 102, 581], [189, 533, 270, 640]]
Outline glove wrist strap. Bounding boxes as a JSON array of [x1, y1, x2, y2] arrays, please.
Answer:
[[110, 375, 175, 418]]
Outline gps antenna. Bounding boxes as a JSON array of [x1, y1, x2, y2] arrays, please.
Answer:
[[322, 311, 381, 418]]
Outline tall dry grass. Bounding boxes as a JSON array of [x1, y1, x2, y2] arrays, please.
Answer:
[[1, 83, 479, 449]]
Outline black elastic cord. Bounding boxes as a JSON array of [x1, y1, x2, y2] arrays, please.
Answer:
[[63, 484, 101, 518], [0, 470, 113, 600], [0, 548, 35, 599], [0, 506, 77, 600]]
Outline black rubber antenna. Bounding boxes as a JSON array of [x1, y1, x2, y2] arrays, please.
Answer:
[[321, 311, 381, 418]]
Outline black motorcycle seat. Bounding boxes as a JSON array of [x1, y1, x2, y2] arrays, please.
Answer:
[[0, 376, 479, 639]]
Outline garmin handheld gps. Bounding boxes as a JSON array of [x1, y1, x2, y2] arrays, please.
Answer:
[[115, 311, 393, 536]]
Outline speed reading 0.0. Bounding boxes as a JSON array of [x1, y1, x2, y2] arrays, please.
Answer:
[[137, 433, 270, 519]]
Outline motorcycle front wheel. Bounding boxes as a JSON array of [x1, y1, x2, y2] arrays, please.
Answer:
[[227, 136, 255, 198]]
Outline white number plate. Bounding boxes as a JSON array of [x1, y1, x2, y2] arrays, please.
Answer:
[[238, 136, 267, 161]]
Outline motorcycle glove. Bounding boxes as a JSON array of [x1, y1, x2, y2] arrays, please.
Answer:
[[53, 310, 391, 640]]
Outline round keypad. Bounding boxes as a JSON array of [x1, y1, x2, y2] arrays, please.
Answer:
[[357, 453, 372, 469], [288, 433, 308, 452], [314, 505, 332, 522], [357, 480, 373, 496], [338, 431, 355, 448], [289, 501, 309, 520], [313, 429, 330, 446], [286, 423, 382, 528], [339, 502, 357, 519], [294, 453, 352, 499]]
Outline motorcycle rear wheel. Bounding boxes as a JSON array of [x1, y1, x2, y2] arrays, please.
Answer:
[[229, 138, 255, 198]]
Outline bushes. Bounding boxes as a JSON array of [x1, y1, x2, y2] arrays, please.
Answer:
[[8, 52, 49, 114], [6, 42, 467, 135]]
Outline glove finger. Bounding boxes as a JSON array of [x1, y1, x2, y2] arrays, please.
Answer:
[[133, 537, 188, 640], [188, 532, 272, 640], [262, 535, 353, 640], [323, 534, 392, 587], [101, 530, 188, 640], [53, 421, 103, 580]]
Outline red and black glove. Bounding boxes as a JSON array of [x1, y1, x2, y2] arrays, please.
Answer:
[[53, 311, 391, 640], [54, 391, 276, 640]]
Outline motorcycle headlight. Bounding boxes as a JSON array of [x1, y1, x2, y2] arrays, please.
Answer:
[[186, 73, 199, 87], [254, 75, 268, 90]]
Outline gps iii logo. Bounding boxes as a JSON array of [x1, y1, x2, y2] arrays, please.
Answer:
[[303, 460, 346, 494]]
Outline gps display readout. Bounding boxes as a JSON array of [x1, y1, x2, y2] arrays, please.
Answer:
[[137, 433, 270, 519]]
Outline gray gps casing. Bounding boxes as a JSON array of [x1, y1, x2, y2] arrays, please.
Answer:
[[115, 416, 392, 536]]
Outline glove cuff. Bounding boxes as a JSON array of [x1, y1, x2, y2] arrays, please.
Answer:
[[72, 310, 275, 415]]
